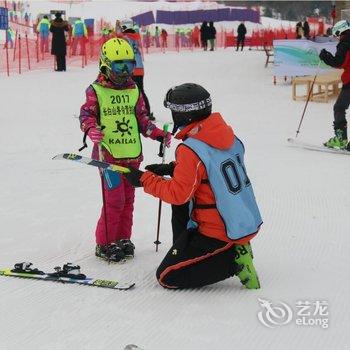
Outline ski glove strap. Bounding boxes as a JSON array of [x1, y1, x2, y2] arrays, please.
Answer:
[[79, 127, 91, 152]]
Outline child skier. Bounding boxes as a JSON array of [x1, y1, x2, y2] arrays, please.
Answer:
[[124, 83, 262, 289], [79, 38, 171, 262], [319, 20, 350, 150]]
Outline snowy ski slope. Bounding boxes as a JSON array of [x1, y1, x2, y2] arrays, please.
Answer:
[[0, 3, 349, 350]]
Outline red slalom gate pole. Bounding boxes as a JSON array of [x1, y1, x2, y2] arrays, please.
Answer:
[[25, 32, 31, 70], [5, 35, 10, 76], [13, 29, 18, 61], [18, 34, 21, 74], [36, 32, 39, 62], [84, 39, 88, 66], [81, 40, 84, 67]]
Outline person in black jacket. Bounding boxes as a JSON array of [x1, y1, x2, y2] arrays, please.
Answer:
[[200, 21, 209, 51], [303, 20, 310, 39], [50, 12, 70, 71], [319, 20, 350, 150], [207, 21, 216, 51], [236, 22, 247, 51]]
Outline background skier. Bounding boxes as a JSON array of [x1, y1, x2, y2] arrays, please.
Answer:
[[50, 12, 70, 71], [120, 22, 155, 120], [236, 22, 247, 51], [37, 15, 50, 54], [207, 21, 216, 51], [319, 19, 350, 150], [200, 21, 209, 51]]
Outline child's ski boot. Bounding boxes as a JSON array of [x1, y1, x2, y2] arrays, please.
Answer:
[[234, 243, 260, 289], [115, 239, 135, 258], [95, 243, 126, 263]]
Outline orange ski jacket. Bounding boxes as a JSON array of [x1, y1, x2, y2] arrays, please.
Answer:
[[141, 113, 257, 244]]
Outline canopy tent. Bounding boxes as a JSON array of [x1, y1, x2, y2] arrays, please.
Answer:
[[155, 8, 260, 25]]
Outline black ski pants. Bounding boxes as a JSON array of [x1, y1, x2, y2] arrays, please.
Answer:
[[236, 36, 245, 51], [333, 86, 350, 136], [55, 54, 66, 71], [156, 203, 239, 289]]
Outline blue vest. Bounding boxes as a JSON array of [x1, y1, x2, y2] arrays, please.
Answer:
[[74, 22, 85, 37], [39, 22, 49, 37], [184, 137, 262, 240], [127, 38, 144, 70]]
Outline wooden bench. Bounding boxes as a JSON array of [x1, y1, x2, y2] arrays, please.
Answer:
[[263, 45, 274, 68], [292, 70, 342, 103]]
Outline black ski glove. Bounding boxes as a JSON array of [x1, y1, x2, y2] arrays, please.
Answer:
[[145, 162, 175, 177], [123, 167, 144, 187], [319, 49, 331, 61]]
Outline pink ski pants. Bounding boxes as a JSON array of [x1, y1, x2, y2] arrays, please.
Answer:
[[95, 160, 140, 245]]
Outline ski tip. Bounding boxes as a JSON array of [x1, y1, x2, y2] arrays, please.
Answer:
[[52, 154, 63, 160]]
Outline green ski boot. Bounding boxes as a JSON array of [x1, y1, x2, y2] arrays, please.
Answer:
[[324, 129, 348, 149], [234, 243, 261, 289]]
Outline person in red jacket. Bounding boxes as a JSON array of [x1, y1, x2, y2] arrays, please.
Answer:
[[319, 20, 350, 150], [124, 83, 262, 289]]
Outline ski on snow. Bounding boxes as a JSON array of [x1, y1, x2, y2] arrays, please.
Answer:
[[287, 138, 350, 155], [0, 263, 135, 290], [52, 153, 131, 173]]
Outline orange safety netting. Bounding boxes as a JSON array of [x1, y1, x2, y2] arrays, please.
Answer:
[[1, 16, 328, 76]]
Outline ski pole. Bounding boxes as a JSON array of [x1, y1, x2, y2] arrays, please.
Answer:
[[154, 123, 170, 252], [295, 60, 322, 138], [98, 143, 110, 263]]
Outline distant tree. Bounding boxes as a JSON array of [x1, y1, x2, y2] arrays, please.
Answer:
[[286, 8, 297, 21], [217, 1, 334, 21], [263, 6, 273, 18]]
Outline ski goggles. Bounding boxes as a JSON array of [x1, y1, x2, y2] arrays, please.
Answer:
[[111, 60, 135, 75]]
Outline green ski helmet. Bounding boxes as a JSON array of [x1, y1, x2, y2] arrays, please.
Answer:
[[99, 38, 135, 83], [332, 20, 350, 36]]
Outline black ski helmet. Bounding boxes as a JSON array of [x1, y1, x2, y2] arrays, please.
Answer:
[[164, 83, 212, 133]]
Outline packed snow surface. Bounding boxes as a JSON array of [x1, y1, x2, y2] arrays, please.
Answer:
[[0, 2, 349, 350]]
